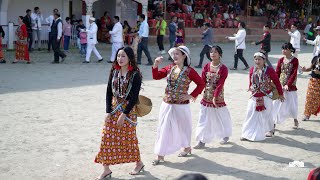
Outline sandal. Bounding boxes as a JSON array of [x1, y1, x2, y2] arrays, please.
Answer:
[[229, 67, 237, 70], [95, 172, 112, 180], [129, 165, 145, 175], [152, 159, 164, 166], [178, 148, 192, 157]]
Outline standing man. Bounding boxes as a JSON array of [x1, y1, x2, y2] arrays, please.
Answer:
[[137, 14, 153, 65], [51, 13, 66, 64], [287, 23, 302, 73], [195, 23, 213, 68], [83, 17, 103, 63], [227, 22, 249, 70], [288, 23, 301, 57], [45, 8, 59, 52], [156, 14, 167, 55], [304, 26, 320, 61], [31, 7, 43, 51], [253, 25, 272, 68], [23, 9, 33, 51], [108, 16, 123, 63]]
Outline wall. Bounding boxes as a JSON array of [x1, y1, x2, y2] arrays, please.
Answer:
[[71, 0, 82, 20], [92, 0, 115, 19], [6, 0, 68, 24]]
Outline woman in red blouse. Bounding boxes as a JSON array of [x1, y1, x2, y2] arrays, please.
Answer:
[[13, 16, 30, 64], [273, 43, 299, 129], [151, 46, 205, 165], [241, 51, 284, 141], [194, 46, 232, 149]]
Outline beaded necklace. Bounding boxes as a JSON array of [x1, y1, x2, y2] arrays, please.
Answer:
[[167, 65, 187, 91]]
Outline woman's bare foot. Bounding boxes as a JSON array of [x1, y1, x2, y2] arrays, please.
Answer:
[[95, 166, 112, 180]]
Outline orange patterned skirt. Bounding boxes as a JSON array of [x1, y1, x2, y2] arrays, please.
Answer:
[[15, 41, 30, 61], [304, 78, 320, 117], [94, 100, 140, 165], [0, 38, 4, 60]]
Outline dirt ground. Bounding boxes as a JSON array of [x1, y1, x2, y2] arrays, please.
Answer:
[[0, 42, 319, 180]]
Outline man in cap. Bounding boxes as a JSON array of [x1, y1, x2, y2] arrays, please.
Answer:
[[83, 17, 103, 63], [195, 22, 213, 68], [51, 12, 66, 64], [304, 26, 320, 61]]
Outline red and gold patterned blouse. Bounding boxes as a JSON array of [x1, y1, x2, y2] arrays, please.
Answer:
[[152, 64, 205, 104], [201, 63, 228, 108], [249, 66, 283, 97], [275, 57, 298, 91]]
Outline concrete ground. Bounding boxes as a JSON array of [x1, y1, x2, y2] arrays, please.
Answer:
[[0, 42, 319, 180]]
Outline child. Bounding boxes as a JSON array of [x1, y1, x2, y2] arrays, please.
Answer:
[[79, 30, 87, 57], [63, 17, 72, 52]]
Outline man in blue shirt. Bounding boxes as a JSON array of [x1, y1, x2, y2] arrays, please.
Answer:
[[137, 14, 153, 65]]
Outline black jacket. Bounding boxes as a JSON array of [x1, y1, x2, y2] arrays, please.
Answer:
[[23, 15, 32, 33], [256, 31, 271, 53]]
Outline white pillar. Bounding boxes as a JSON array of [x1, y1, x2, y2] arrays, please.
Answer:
[[83, 0, 98, 28], [8, 22, 14, 50]]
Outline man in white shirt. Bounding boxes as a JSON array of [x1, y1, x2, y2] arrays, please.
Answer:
[[304, 26, 320, 60], [288, 23, 301, 57], [31, 7, 44, 50], [45, 8, 59, 52], [51, 13, 66, 64], [227, 21, 249, 70], [137, 14, 153, 65], [288, 23, 302, 73], [83, 17, 103, 63], [108, 16, 123, 63]]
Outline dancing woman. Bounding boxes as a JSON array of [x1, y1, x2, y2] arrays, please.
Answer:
[[301, 55, 320, 121], [194, 46, 232, 149], [152, 46, 205, 165], [273, 43, 299, 129], [94, 47, 144, 179], [241, 51, 284, 141]]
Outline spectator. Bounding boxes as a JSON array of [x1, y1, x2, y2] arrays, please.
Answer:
[[23, 9, 33, 51], [79, 30, 87, 57], [45, 8, 59, 52], [123, 20, 132, 45], [156, 14, 167, 55], [13, 16, 30, 64], [50, 13, 66, 64], [108, 16, 123, 63], [175, 21, 185, 46], [31, 7, 43, 50], [169, 16, 177, 49], [195, 22, 213, 68], [76, 19, 86, 50], [194, 10, 204, 28], [137, 14, 153, 65], [63, 17, 72, 53], [187, 1, 193, 13]]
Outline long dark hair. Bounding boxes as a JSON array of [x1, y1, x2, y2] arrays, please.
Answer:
[[108, 46, 142, 82]]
